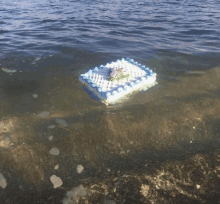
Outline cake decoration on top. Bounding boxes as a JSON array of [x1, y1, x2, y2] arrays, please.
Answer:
[[109, 67, 130, 82]]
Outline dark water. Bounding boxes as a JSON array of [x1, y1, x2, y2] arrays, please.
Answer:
[[0, 0, 220, 203]]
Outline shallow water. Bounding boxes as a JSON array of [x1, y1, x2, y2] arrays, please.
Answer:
[[0, 0, 220, 203]]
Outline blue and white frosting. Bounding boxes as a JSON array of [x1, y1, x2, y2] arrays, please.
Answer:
[[79, 58, 157, 104]]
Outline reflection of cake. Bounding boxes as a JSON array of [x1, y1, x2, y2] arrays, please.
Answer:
[[79, 58, 157, 105]]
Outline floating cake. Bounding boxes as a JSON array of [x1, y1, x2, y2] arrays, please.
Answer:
[[79, 58, 157, 105]]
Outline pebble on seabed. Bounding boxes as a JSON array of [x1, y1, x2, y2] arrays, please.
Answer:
[[62, 184, 90, 204], [32, 94, 38, 99], [120, 150, 125, 154], [48, 125, 55, 129], [50, 175, 63, 189], [0, 173, 7, 189], [49, 147, 60, 156], [35, 57, 41, 61], [104, 200, 116, 204], [48, 136, 53, 141], [38, 111, 50, 117], [196, 184, 201, 189], [1, 68, 17, 73], [54, 164, 59, 170], [55, 118, 68, 127], [0, 137, 10, 148], [77, 165, 84, 173]]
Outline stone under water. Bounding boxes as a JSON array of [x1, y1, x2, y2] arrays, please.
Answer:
[[38, 111, 50, 117], [77, 165, 84, 174], [49, 147, 60, 156], [55, 118, 68, 127], [62, 184, 90, 204], [0, 173, 7, 189], [50, 175, 63, 189]]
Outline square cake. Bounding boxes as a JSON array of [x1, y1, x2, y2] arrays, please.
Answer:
[[79, 58, 157, 105]]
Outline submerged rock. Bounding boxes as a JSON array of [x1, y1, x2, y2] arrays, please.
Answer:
[[49, 147, 60, 156], [50, 175, 63, 189], [0, 173, 7, 189], [1, 68, 17, 74], [70, 123, 84, 130], [48, 125, 55, 129], [77, 165, 84, 174], [55, 118, 68, 127], [0, 137, 10, 148], [140, 184, 150, 197], [32, 94, 38, 99], [38, 111, 50, 117], [35, 57, 41, 61], [54, 164, 59, 170], [104, 200, 116, 204], [62, 184, 90, 204], [48, 136, 53, 141]]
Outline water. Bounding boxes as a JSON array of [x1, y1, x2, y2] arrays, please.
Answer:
[[0, 0, 220, 203], [1, 0, 220, 57]]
